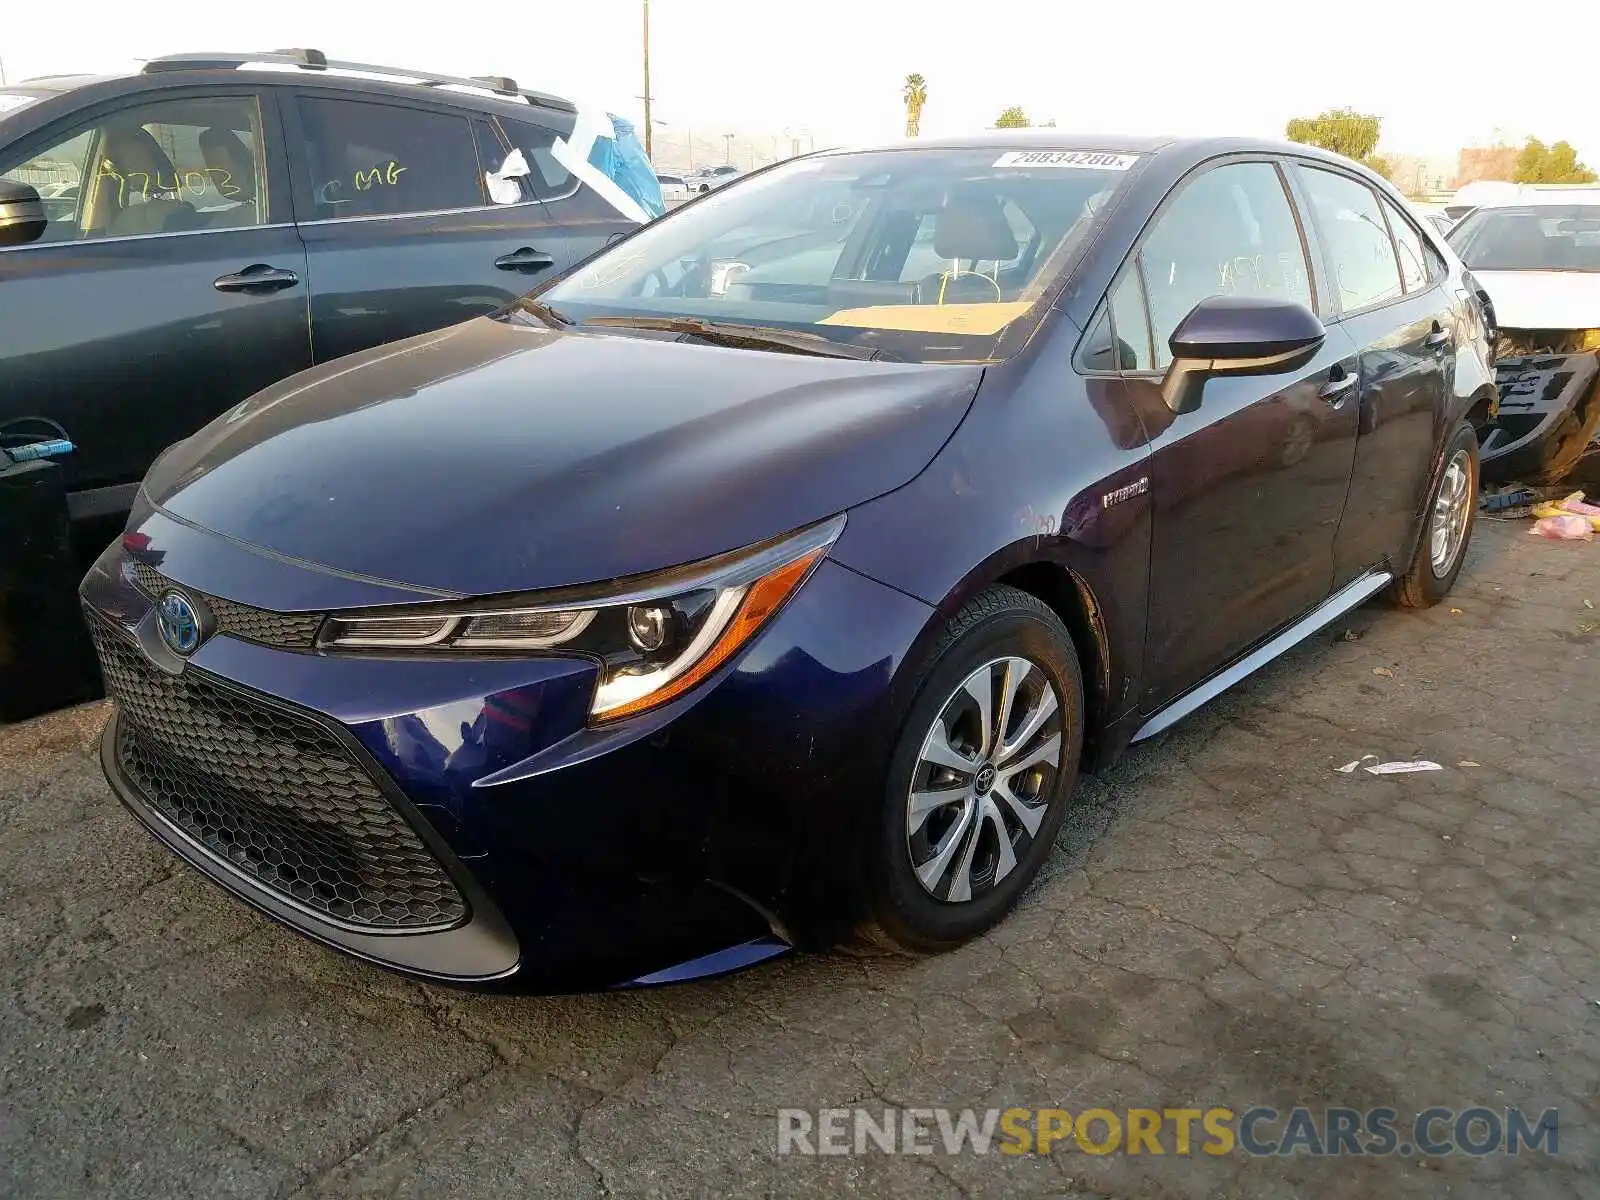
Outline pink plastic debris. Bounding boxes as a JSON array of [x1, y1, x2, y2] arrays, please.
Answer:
[[1529, 514, 1595, 541]]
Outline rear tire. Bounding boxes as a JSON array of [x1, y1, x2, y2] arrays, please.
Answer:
[[1391, 420, 1478, 609], [862, 585, 1084, 953]]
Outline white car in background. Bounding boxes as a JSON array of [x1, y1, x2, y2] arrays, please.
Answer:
[[655, 172, 693, 204], [1448, 187, 1600, 483], [687, 164, 741, 193]]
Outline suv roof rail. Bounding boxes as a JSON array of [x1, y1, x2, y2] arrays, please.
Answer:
[[139, 50, 577, 113]]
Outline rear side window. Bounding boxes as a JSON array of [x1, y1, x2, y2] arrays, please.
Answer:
[[1298, 167, 1403, 313], [1138, 161, 1313, 368], [294, 97, 483, 219], [1381, 198, 1432, 293]]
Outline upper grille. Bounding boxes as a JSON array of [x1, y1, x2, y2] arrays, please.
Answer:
[[128, 560, 325, 650], [89, 617, 467, 932]]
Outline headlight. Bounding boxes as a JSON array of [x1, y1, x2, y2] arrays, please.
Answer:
[[318, 515, 844, 721]]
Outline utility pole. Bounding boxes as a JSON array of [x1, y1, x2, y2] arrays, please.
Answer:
[[641, 0, 653, 158], [723, 132, 734, 164]]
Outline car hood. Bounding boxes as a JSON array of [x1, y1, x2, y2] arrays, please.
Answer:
[[146, 317, 982, 597], [1473, 270, 1600, 329]]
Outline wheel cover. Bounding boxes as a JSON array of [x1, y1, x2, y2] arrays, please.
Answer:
[[905, 656, 1063, 903], [1430, 448, 1473, 577]]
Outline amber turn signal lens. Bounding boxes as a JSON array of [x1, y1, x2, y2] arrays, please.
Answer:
[[593, 546, 827, 722]]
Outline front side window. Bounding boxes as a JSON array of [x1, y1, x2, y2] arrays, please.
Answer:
[[1298, 167, 1403, 312], [535, 147, 1137, 363], [1, 96, 265, 243], [1447, 204, 1600, 272], [294, 97, 482, 219], [1138, 161, 1313, 368]]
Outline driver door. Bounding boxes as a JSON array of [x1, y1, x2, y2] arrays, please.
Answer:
[[1122, 159, 1362, 709]]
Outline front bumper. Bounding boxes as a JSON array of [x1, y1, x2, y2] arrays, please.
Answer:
[[81, 514, 933, 990]]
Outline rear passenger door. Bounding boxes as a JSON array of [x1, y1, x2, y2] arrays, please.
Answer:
[[283, 91, 561, 363], [497, 113, 641, 271], [1291, 164, 1452, 580]]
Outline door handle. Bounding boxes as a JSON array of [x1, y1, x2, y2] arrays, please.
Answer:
[[494, 248, 556, 273], [1423, 325, 1451, 351], [1319, 373, 1358, 403], [213, 264, 300, 293]]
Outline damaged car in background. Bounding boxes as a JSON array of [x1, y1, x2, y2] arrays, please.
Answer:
[[1448, 189, 1600, 486]]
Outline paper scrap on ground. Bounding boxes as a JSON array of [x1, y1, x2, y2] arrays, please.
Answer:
[[1336, 755, 1445, 774], [1363, 760, 1444, 775]]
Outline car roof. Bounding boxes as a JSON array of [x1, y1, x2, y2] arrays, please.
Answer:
[[819, 129, 1366, 169], [3, 49, 578, 123], [1470, 186, 1600, 209]]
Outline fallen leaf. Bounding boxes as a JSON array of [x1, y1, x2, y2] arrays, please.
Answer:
[[1450, 608, 1463, 616], [1458, 760, 1481, 768], [1373, 667, 1394, 677], [1586, 599, 1595, 610]]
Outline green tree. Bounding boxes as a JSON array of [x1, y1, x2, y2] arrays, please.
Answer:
[[1286, 107, 1395, 180], [994, 106, 1031, 129], [903, 73, 928, 139], [1513, 138, 1598, 184]]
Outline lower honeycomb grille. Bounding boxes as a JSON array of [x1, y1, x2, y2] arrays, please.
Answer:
[[89, 617, 467, 932]]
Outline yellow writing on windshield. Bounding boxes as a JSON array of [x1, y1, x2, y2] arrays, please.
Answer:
[[818, 302, 1031, 335]]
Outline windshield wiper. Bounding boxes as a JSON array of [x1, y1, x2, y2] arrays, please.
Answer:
[[582, 316, 891, 361], [507, 298, 576, 329]]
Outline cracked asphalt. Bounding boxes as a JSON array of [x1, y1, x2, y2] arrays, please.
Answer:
[[1, 518, 1596, 1198]]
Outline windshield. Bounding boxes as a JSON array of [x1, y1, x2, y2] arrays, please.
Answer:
[[536, 147, 1137, 362], [1448, 204, 1600, 272], [0, 92, 43, 121]]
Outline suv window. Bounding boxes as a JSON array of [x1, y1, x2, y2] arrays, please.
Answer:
[[499, 117, 575, 202], [295, 96, 483, 219], [1138, 161, 1312, 368], [2, 96, 265, 242], [1298, 167, 1403, 312]]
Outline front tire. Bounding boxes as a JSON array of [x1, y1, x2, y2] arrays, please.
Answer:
[[1391, 420, 1478, 608], [864, 585, 1084, 953]]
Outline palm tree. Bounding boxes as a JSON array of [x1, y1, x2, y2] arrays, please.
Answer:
[[903, 74, 928, 138]]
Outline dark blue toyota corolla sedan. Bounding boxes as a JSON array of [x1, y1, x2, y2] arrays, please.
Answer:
[[81, 133, 1496, 990]]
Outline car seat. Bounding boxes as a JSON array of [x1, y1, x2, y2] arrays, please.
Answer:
[[917, 195, 1018, 303], [198, 126, 259, 226], [99, 125, 198, 238]]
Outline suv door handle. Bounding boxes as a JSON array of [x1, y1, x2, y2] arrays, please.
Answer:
[[1319, 372, 1358, 403], [213, 264, 300, 293], [494, 248, 556, 273], [1423, 325, 1451, 351]]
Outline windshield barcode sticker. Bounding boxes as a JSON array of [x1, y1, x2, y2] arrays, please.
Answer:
[[993, 150, 1138, 170]]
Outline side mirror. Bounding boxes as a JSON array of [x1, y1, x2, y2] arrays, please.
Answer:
[[0, 178, 48, 248], [1160, 295, 1325, 413]]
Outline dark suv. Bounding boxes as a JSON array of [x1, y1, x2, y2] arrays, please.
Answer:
[[0, 49, 645, 675]]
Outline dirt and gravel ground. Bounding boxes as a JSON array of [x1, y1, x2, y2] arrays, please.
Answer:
[[1, 519, 1595, 1198]]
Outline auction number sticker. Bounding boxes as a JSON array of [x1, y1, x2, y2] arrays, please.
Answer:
[[993, 150, 1138, 170]]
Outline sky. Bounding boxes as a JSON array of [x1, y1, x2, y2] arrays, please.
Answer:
[[4, 0, 1594, 167]]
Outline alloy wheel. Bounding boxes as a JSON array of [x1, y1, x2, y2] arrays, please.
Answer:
[[1430, 448, 1473, 577], [905, 656, 1063, 903]]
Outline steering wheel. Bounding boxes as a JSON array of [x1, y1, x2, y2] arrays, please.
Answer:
[[920, 269, 1003, 305]]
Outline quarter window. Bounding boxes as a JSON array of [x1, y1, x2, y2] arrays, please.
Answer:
[[1109, 272, 1153, 371], [499, 117, 575, 201], [2, 96, 266, 242], [1138, 162, 1312, 368], [1381, 198, 1431, 293], [294, 97, 483, 219], [1298, 167, 1403, 312]]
